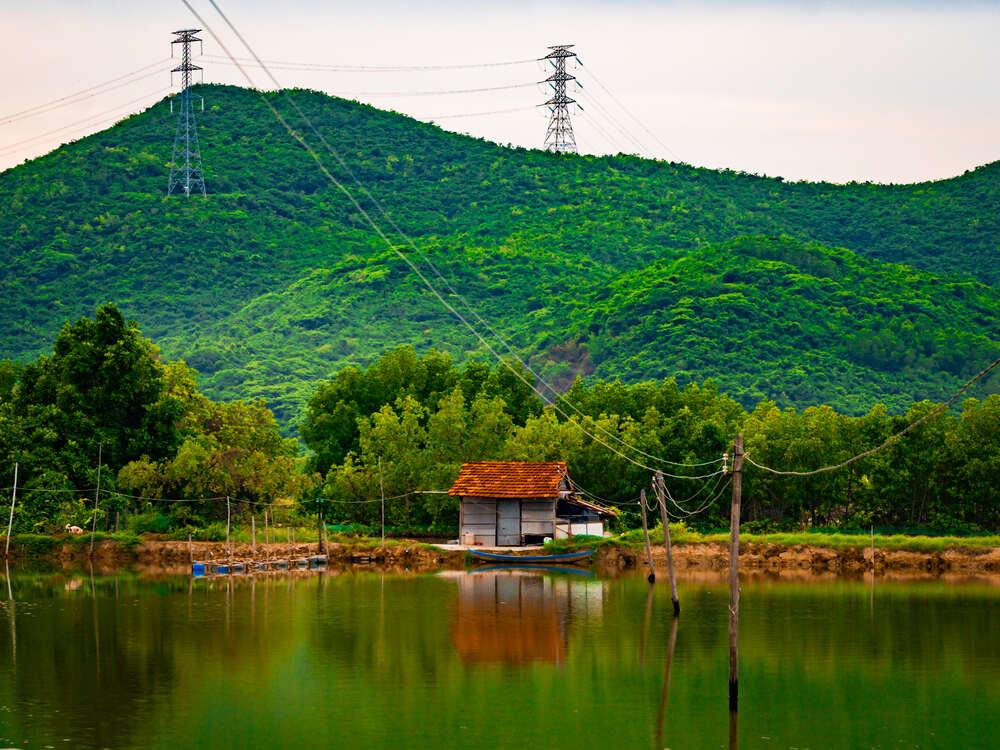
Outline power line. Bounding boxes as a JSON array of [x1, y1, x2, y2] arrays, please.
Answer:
[[578, 62, 680, 161], [745, 353, 1000, 477], [0, 87, 171, 155], [428, 105, 537, 120], [188, 0, 724, 477], [0, 59, 170, 124], [201, 53, 538, 72]]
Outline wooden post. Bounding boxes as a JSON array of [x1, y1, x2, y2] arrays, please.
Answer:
[[870, 524, 875, 574], [378, 456, 386, 550], [89, 443, 102, 556], [188, 533, 193, 565], [316, 503, 322, 556], [638, 489, 656, 583], [323, 517, 329, 557], [4, 463, 18, 560], [264, 508, 271, 563], [728, 433, 743, 711], [226, 495, 232, 567], [252, 512, 256, 556], [655, 472, 680, 616], [115, 511, 119, 534]]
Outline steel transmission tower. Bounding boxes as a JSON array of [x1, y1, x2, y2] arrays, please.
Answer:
[[167, 29, 206, 197], [542, 44, 578, 154]]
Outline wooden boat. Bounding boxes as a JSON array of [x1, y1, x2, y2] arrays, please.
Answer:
[[469, 549, 595, 564]]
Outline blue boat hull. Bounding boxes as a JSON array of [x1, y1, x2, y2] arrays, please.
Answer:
[[469, 549, 595, 564]]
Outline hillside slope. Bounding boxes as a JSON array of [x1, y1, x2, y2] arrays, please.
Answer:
[[0, 85, 998, 424]]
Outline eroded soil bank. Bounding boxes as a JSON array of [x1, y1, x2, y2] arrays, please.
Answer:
[[595, 540, 1000, 577], [5, 538, 1000, 578]]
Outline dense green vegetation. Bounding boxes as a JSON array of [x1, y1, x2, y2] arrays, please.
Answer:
[[4, 314, 998, 538], [305, 347, 1000, 533], [0, 85, 998, 427], [0, 305, 306, 535]]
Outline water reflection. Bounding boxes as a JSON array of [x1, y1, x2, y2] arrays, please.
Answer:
[[447, 568, 606, 666]]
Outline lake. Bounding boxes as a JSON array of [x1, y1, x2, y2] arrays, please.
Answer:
[[0, 566, 998, 749]]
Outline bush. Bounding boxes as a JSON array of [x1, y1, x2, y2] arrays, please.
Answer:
[[127, 512, 174, 535], [11, 534, 59, 556]]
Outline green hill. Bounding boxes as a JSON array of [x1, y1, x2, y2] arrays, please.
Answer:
[[1, 84, 998, 425]]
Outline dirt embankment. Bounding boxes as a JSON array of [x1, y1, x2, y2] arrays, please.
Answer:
[[595, 540, 1000, 576], [8, 539, 468, 574], [8, 538, 1000, 578]]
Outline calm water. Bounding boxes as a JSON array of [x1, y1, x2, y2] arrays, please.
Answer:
[[0, 566, 998, 750]]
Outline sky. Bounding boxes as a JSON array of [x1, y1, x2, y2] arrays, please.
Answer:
[[2, 1, 1000, 182]]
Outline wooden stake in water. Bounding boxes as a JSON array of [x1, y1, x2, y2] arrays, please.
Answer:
[[188, 532, 193, 565], [287, 527, 292, 561], [638, 489, 656, 583], [655, 471, 680, 616], [89, 444, 102, 556], [252, 512, 256, 555], [4, 463, 17, 560], [264, 507, 271, 563], [378, 456, 386, 550], [728, 433, 744, 712], [226, 495, 232, 567]]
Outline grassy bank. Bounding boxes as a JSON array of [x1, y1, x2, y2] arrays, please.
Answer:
[[543, 526, 1000, 555]]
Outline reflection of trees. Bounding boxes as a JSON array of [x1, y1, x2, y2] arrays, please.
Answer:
[[449, 570, 607, 666]]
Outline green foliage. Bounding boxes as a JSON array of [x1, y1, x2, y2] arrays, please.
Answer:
[[0, 85, 997, 429], [9, 533, 59, 556]]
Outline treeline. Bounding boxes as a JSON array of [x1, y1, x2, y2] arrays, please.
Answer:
[[304, 347, 1000, 533], [2, 307, 998, 536], [0, 305, 309, 535]]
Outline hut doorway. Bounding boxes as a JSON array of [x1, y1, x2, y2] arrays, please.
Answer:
[[497, 500, 521, 546]]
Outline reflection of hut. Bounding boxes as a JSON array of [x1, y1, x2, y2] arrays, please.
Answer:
[[450, 461, 615, 547], [449, 570, 605, 665]]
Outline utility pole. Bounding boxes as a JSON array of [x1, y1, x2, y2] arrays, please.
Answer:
[[542, 44, 578, 153], [654, 471, 680, 616], [728, 433, 744, 712], [638, 489, 656, 583], [167, 29, 207, 197]]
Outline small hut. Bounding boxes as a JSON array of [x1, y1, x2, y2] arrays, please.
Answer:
[[450, 461, 614, 547]]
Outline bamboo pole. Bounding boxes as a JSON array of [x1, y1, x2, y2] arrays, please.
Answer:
[[378, 456, 386, 551], [286, 526, 292, 561], [264, 507, 271, 563], [655, 472, 680, 616], [226, 495, 232, 568], [728, 433, 744, 711], [89, 444, 102, 556], [252, 512, 256, 556], [4, 463, 17, 559], [638, 489, 656, 583], [188, 533, 193, 565], [322, 517, 329, 558]]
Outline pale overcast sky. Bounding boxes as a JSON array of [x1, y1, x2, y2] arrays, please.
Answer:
[[2, 1, 999, 183]]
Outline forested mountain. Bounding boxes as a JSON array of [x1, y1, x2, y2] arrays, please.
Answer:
[[1, 84, 998, 426]]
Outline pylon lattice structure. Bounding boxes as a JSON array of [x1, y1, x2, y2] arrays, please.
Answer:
[[542, 44, 577, 154], [168, 29, 206, 197]]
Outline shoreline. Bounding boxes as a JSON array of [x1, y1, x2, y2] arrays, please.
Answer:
[[4, 537, 1000, 577]]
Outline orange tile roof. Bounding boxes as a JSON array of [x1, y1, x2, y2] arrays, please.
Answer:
[[449, 461, 569, 499]]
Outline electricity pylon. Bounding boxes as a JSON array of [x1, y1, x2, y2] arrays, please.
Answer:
[[542, 44, 577, 154], [167, 29, 206, 197]]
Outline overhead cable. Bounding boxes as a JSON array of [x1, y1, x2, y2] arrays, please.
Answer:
[[578, 62, 680, 160], [189, 0, 722, 477], [0, 87, 172, 155], [0, 59, 170, 124], [201, 53, 538, 72], [746, 353, 1000, 477]]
